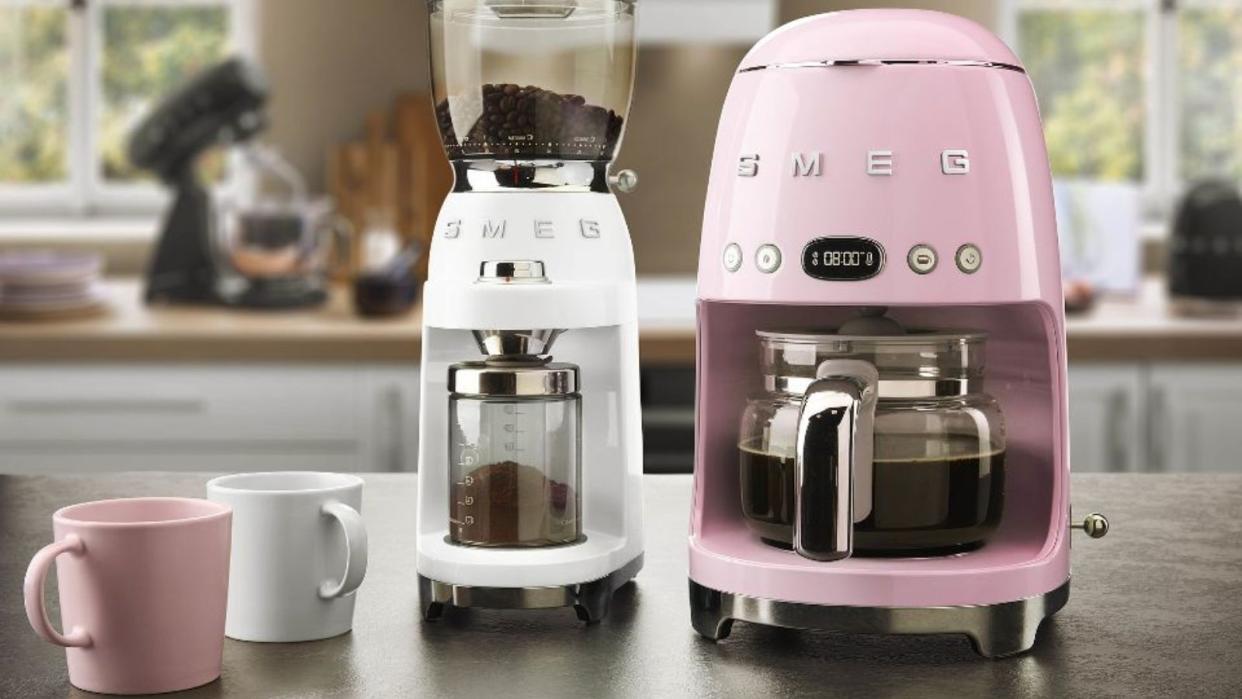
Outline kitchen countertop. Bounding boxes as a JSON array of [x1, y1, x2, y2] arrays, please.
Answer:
[[2, 473, 1239, 697], [0, 277, 1239, 363]]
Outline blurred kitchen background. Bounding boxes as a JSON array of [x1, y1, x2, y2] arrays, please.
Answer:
[[0, 0, 1240, 475]]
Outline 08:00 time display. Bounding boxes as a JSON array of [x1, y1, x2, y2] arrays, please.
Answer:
[[801, 237, 886, 281], [809, 250, 875, 267]]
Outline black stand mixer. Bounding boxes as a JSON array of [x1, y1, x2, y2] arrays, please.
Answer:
[[130, 58, 336, 309]]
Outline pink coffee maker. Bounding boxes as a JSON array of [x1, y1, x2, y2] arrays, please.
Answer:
[[688, 10, 1109, 657]]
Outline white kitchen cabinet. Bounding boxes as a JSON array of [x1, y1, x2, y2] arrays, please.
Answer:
[[1147, 365, 1242, 473], [1067, 364, 1146, 473], [358, 368, 421, 473], [0, 364, 419, 474]]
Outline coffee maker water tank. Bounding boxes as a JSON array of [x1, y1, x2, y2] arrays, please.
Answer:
[[698, 9, 1063, 309]]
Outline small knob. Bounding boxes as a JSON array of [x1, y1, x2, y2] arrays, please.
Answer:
[[1071, 513, 1110, 538], [478, 260, 547, 284], [610, 169, 639, 194]]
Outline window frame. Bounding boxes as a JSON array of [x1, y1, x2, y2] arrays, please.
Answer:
[[0, 0, 256, 219], [1003, 0, 1242, 225]]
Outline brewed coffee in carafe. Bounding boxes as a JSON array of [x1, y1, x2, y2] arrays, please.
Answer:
[[738, 323, 1007, 557]]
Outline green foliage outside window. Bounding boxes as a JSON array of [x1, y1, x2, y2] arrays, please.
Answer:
[[0, 5, 227, 186], [0, 7, 69, 183], [1021, 7, 1242, 185], [1180, 8, 1242, 183], [101, 6, 228, 181], [1019, 10, 1146, 182]]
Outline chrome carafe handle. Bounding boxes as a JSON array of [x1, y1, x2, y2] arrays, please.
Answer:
[[793, 360, 878, 561]]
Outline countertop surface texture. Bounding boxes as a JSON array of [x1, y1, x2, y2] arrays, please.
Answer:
[[1, 473, 1240, 698], [2, 277, 1241, 363]]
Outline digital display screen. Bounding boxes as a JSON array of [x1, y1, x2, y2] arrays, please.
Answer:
[[802, 237, 885, 281]]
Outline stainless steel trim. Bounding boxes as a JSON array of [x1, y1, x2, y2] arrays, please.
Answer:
[[453, 160, 611, 193], [478, 260, 548, 284], [766, 375, 980, 399], [449, 361, 579, 397], [689, 579, 1069, 658], [472, 328, 563, 357], [420, 554, 643, 624], [739, 58, 1026, 74]]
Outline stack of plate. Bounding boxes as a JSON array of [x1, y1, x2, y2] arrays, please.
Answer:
[[0, 251, 107, 320]]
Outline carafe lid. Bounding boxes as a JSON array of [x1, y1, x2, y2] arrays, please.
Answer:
[[757, 325, 986, 399]]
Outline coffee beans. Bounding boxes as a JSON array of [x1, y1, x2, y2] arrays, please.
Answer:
[[436, 83, 624, 160]]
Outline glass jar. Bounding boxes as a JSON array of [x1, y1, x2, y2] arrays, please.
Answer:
[[427, 0, 636, 163], [215, 146, 349, 282], [448, 358, 582, 547], [738, 329, 1006, 558]]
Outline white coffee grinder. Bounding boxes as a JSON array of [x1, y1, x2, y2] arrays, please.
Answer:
[[417, 0, 644, 623]]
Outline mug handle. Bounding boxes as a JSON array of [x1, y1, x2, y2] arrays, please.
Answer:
[[318, 501, 368, 599], [24, 535, 92, 647]]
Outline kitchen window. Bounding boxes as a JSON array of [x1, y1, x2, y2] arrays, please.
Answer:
[[1004, 0, 1242, 221], [0, 0, 254, 219]]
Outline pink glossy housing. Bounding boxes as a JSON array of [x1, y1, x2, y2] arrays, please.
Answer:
[[691, 10, 1071, 608]]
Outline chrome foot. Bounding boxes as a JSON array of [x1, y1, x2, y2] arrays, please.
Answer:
[[689, 581, 734, 640], [687, 579, 1069, 658], [419, 575, 446, 621]]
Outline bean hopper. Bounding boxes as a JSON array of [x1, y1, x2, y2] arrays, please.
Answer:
[[417, 0, 644, 623], [689, 10, 1109, 656]]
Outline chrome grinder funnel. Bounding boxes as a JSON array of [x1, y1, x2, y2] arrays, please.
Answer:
[[472, 328, 564, 357], [472, 260, 564, 357]]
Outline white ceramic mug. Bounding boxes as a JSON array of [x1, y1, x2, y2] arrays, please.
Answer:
[[206, 472, 367, 642]]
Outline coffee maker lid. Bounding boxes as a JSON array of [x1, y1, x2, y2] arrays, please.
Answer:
[[738, 9, 1022, 72]]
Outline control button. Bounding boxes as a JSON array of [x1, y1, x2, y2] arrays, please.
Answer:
[[756, 244, 782, 274], [955, 244, 983, 274], [907, 244, 938, 274], [723, 243, 743, 272]]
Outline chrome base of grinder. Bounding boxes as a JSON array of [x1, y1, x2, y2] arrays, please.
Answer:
[[419, 555, 643, 624], [688, 578, 1069, 658]]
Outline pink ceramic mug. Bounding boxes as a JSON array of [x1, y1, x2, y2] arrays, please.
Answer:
[[23, 497, 232, 695]]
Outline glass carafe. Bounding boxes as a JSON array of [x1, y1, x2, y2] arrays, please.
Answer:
[[738, 326, 1007, 559], [449, 357, 582, 547], [427, 0, 636, 188]]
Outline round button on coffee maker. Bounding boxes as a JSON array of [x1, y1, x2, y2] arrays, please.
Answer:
[[723, 243, 743, 272], [907, 244, 938, 274], [956, 244, 983, 274], [756, 244, 782, 274]]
